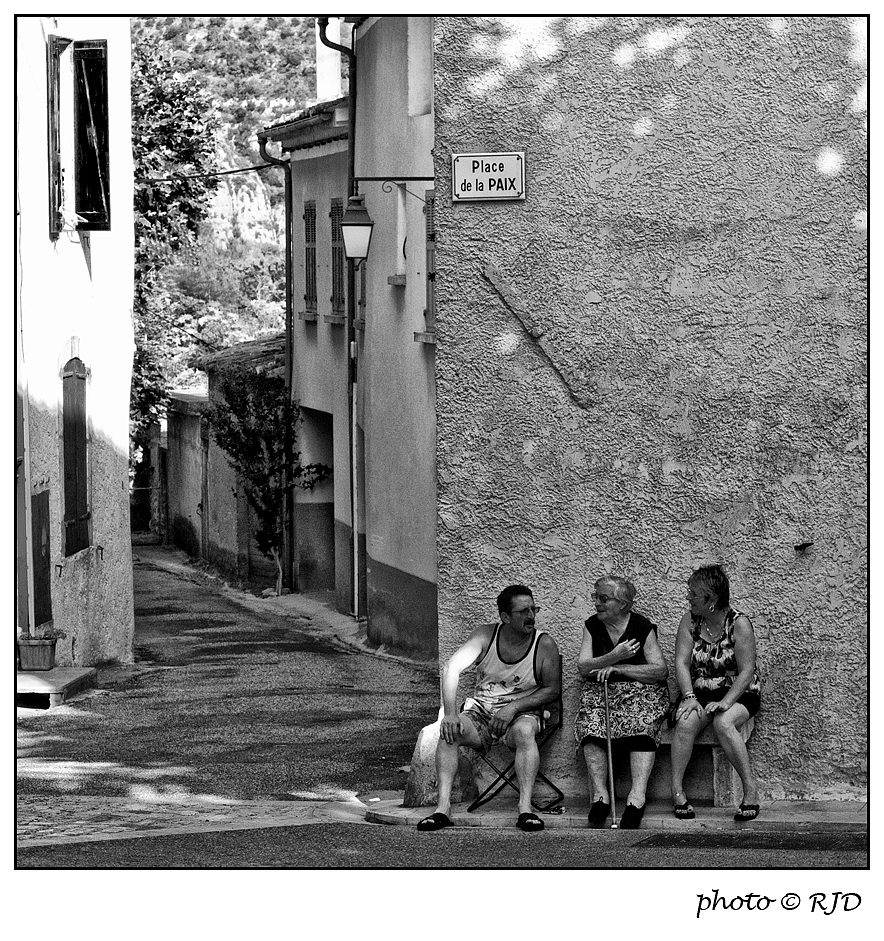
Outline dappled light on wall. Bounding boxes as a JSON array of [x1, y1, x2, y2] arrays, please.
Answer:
[[614, 25, 690, 69], [816, 147, 844, 176]]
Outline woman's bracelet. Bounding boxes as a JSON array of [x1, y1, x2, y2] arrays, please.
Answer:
[[681, 692, 697, 700]]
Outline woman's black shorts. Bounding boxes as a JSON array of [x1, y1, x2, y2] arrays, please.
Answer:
[[695, 686, 760, 718]]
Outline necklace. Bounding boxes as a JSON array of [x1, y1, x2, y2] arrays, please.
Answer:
[[699, 616, 726, 643]]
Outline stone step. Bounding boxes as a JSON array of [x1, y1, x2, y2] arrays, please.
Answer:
[[16, 667, 97, 708]]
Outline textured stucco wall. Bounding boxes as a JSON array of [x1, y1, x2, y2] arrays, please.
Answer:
[[433, 16, 866, 800], [16, 17, 136, 666]]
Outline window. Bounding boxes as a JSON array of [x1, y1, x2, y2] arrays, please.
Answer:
[[424, 189, 436, 330], [47, 36, 110, 238], [330, 198, 345, 315], [62, 358, 90, 555], [304, 201, 317, 313]]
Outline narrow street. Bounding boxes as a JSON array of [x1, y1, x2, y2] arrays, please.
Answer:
[[18, 545, 437, 808]]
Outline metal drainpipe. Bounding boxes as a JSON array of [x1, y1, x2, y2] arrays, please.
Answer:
[[318, 17, 361, 620], [258, 133, 297, 593]]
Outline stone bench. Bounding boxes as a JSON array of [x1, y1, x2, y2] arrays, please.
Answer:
[[643, 718, 755, 807]]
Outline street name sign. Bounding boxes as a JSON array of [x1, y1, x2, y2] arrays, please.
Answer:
[[451, 152, 525, 202]]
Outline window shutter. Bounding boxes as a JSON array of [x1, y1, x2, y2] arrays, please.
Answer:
[[304, 201, 317, 312], [330, 199, 345, 314], [424, 189, 436, 330], [73, 40, 110, 230], [46, 35, 73, 239], [62, 358, 90, 555]]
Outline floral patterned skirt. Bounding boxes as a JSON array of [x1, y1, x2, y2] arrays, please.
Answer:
[[574, 681, 670, 746]]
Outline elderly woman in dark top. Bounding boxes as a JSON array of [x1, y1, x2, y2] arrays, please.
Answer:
[[671, 565, 762, 821], [575, 576, 669, 829]]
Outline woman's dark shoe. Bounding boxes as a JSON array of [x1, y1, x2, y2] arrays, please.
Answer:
[[673, 801, 695, 820], [619, 803, 646, 829], [587, 799, 611, 828]]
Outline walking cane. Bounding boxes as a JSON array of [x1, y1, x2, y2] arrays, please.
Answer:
[[603, 676, 618, 829]]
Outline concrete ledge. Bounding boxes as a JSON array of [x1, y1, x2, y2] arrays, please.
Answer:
[[365, 797, 868, 834], [17, 667, 97, 707]]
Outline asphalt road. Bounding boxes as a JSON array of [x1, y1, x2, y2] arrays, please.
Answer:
[[18, 552, 439, 804], [16, 822, 868, 869]]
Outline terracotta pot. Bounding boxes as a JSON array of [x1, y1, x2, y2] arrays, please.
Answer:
[[17, 638, 57, 671]]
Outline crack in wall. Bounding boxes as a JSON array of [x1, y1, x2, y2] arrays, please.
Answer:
[[482, 263, 594, 411]]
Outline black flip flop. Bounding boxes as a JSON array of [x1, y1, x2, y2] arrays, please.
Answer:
[[673, 801, 695, 820], [516, 811, 545, 832], [734, 803, 760, 821], [416, 811, 453, 831]]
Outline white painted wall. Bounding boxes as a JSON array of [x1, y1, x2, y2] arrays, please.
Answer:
[[16, 16, 135, 664]]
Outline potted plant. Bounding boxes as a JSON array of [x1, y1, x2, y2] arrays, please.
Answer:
[[17, 626, 67, 671]]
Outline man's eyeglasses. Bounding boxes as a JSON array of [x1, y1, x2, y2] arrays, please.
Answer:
[[590, 593, 617, 603], [510, 605, 540, 615]]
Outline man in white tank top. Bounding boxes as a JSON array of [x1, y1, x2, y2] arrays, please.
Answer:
[[417, 585, 561, 832]]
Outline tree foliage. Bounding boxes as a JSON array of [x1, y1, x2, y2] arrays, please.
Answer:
[[131, 15, 340, 211], [205, 364, 331, 594], [129, 18, 326, 446], [131, 34, 219, 442]]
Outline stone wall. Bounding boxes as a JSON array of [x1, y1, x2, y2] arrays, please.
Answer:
[[432, 16, 867, 801]]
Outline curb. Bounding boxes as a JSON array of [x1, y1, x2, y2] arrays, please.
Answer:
[[364, 799, 869, 834]]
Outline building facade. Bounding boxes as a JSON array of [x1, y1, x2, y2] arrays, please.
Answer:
[[432, 15, 867, 801], [262, 16, 438, 657], [15, 16, 136, 665]]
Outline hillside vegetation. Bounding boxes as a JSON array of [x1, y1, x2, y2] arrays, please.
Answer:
[[130, 16, 348, 424]]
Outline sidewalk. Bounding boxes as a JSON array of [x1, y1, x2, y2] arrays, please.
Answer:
[[16, 794, 373, 848], [365, 797, 869, 834], [17, 792, 867, 848]]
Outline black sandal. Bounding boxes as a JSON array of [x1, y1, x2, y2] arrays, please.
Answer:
[[587, 799, 611, 828], [673, 801, 695, 820], [516, 811, 545, 832], [416, 811, 453, 831], [734, 803, 760, 821]]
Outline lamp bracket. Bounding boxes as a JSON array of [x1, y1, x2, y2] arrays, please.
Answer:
[[356, 177, 434, 204]]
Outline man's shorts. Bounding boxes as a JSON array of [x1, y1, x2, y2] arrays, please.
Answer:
[[460, 704, 544, 753]]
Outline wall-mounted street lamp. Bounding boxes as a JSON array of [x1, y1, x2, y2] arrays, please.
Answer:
[[340, 194, 375, 263]]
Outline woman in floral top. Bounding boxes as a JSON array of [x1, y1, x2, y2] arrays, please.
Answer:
[[671, 565, 762, 821]]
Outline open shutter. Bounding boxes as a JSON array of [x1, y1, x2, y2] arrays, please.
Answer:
[[423, 189, 436, 330], [46, 35, 73, 239], [73, 40, 110, 230]]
